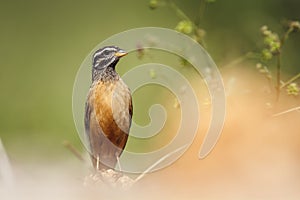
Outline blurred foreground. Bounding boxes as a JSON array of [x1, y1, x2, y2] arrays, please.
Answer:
[[1, 67, 300, 199]]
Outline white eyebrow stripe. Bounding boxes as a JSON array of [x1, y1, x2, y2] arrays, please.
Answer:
[[93, 47, 116, 58], [93, 51, 103, 58], [93, 50, 105, 58]]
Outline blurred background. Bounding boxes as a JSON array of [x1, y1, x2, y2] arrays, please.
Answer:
[[0, 0, 299, 199]]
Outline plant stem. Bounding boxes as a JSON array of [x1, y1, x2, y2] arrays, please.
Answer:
[[280, 73, 300, 89], [281, 27, 293, 47], [133, 144, 188, 183], [272, 106, 300, 117], [196, 0, 206, 26], [63, 140, 85, 162], [167, 0, 198, 29], [168, 0, 190, 21], [222, 52, 260, 68], [276, 52, 281, 101], [275, 26, 293, 101], [0, 138, 14, 187]]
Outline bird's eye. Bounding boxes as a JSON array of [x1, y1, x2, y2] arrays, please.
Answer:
[[103, 50, 110, 56]]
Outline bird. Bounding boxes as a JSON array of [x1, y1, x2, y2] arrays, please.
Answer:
[[84, 46, 132, 171]]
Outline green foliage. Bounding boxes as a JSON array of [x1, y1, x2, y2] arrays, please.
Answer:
[[175, 20, 193, 34], [149, 0, 159, 10], [261, 48, 273, 61], [261, 25, 281, 55], [173, 98, 180, 109], [286, 83, 299, 96], [256, 63, 272, 80], [149, 69, 157, 79], [148, 0, 214, 47], [148, 0, 300, 102], [256, 20, 300, 100]]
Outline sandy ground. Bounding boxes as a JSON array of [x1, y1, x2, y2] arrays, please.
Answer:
[[1, 68, 300, 199]]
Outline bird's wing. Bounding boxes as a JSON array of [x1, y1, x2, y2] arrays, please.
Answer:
[[111, 79, 132, 136], [129, 94, 133, 121], [84, 88, 93, 151]]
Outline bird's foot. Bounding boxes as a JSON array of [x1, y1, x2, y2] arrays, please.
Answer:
[[84, 169, 134, 190]]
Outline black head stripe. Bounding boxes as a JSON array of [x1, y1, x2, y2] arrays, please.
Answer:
[[93, 46, 119, 60]]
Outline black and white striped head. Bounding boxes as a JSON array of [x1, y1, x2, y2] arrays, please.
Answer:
[[92, 46, 127, 71]]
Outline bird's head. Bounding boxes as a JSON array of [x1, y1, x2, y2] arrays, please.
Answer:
[[92, 46, 127, 71]]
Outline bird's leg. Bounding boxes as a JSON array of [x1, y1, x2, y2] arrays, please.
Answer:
[[96, 155, 100, 171], [116, 153, 122, 172]]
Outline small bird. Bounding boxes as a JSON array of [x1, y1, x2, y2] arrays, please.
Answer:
[[84, 46, 132, 170]]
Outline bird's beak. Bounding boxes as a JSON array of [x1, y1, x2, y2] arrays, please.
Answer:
[[115, 50, 128, 58]]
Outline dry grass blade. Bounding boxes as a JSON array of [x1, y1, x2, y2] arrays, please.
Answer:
[[133, 144, 188, 183], [0, 138, 14, 187], [62, 140, 85, 162], [272, 106, 300, 117]]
